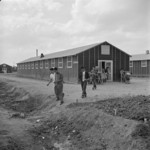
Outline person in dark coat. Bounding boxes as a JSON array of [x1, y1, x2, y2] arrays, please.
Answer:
[[53, 67, 64, 105], [79, 66, 89, 98]]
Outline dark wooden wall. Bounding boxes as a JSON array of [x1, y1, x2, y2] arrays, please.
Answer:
[[17, 55, 78, 82], [78, 42, 129, 81], [0, 64, 12, 73], [130, 60, 150, 77]]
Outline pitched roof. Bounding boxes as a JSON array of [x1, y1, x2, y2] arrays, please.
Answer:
[[18, 43, 100, 64], [18, 41, 130, 64], [130, 53, 150, 61], [0, 63, 12, 67]]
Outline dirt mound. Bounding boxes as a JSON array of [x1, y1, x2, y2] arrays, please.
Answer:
[[68, 95, 150, 121], [28, 95, 150, 150], [0, 136, 25, 150], [66, 95, 150, 150], [0, 82, 54, 116], [30, 106, 141, 150]]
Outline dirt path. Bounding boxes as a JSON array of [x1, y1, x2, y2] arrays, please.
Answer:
[[0, 74, 150, 104]]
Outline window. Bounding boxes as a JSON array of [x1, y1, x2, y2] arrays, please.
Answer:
[[73, 55, 78, 63], [141, 60, 147, 67], [130, 61, 133, 67], [101, 45, 110, 55], [58, 58, 63, 68], [67, 56, 72, 68], [28, 63, 30, 69], [18, 65, 20, 70], [45, 60, 49, 69], [22, 64, 24, 69], [40, 61, 43, 69], [51, 59, 55, 68], [25, 64, 27, 69], [35, 62, 38, 69], [31, 62, 34, 69]]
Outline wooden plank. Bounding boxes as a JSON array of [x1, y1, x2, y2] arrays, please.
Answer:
[[120, 51, 121, 69], [90, 48, 95, 69], [88, 50, 91, 70], [98, 45, 100, 60], [114, 47, 116, 81], [94, 47, 95, 66], [95, 46, 98, 66]]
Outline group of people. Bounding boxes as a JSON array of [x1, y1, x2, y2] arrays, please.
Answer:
[[47, 66, 131, 105], [79, 66, 109, 98], [47, 66, 110, 104], [89, 67, 108, 89], [120, 68, 131, 84]]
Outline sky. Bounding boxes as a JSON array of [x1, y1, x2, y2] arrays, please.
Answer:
[[0, 0, 149, 66]]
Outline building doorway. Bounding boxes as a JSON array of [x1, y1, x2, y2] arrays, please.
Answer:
[[98, 60, 113, 81]]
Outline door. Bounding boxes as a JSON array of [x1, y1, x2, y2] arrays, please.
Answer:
[[98, 60, 113, 81]]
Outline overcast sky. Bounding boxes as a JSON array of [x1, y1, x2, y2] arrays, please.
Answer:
[[0, 0, 149, 66]]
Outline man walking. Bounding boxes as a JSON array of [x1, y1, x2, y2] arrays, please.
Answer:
[[79, 66, 89, 98], [53, 67, 64, 105]]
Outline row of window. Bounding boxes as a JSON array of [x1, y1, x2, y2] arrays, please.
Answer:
[[130, 60, 147, 68], [18, 56, 77, 70]]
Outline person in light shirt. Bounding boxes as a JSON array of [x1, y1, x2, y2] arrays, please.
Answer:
[[47, 67, 56, 96], [47, 68, 55, 85], [79, 66, 89, 98]]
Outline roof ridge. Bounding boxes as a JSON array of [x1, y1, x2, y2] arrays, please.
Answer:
[[131, 53, 150, 55], [18, 42, 101, 64], [45, 42, 100, 55]]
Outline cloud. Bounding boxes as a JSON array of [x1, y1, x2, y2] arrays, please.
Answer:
[[62, 0, 148, 34], [0, 0, 149, 65], [56, 0, 149, 50]]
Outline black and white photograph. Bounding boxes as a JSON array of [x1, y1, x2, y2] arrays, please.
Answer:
[[0, 0, 149, 149]]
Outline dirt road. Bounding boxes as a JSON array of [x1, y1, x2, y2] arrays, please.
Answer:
[[0, 74, 150, 104]]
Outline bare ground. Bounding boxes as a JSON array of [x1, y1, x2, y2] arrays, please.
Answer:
[[0, 74, 150, 150]]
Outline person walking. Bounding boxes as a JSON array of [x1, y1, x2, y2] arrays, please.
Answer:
[[53, 67, 64, 105], [79, 66, 89, 98]]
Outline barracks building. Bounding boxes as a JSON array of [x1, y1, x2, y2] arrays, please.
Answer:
[[17, 41, 130, 83], [130, 51, 150, 77]]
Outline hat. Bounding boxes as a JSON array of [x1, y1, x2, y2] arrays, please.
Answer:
[[81, 66, 85, 69], [54, 67, 58, 70], [49, 68, 54, 71]]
